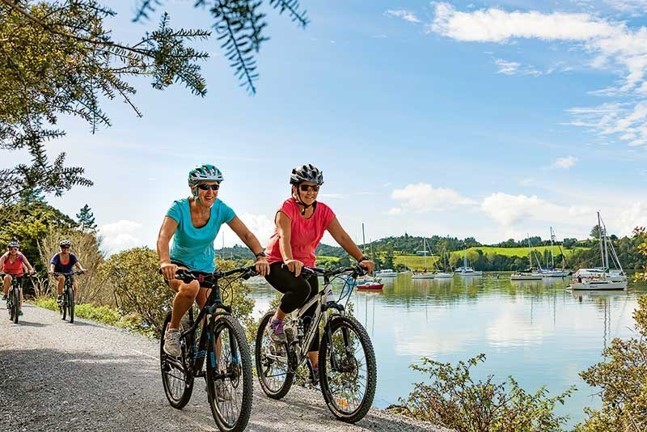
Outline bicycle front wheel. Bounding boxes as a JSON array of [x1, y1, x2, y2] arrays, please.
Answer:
[[8, 289, 15, 322], [206, 314, 253, 432], [12, 287, 19, 324], [319, 315, 377, 423], [160, 312, 193, 408], [254, 311, 294, 399], [67, 289, 75, 324]]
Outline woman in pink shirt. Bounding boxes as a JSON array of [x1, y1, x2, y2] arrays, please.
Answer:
[[264, 164, 375, 382]]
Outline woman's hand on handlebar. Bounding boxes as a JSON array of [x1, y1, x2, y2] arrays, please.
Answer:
[[358, 259, 375, 274], [284, 259, 304, 277], [160, 262, 178, 282]]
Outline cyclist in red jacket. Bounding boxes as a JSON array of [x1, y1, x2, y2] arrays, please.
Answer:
[[1, 241, 35, 314]]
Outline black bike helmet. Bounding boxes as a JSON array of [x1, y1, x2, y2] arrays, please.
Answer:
[[289, 164, 324, 185]]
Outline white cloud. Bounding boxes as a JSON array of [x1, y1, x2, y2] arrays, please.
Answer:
[[494, 58, 542, 76], [389, 183, 476, 214], [604, 0, 647, 14], [385, 9, 421, 24], [216, 212, 275, 248], [99, 220, 145, 254], [551, 156, 578, 169], [429, 3, 647, 148], [480, 193, 595, 227]]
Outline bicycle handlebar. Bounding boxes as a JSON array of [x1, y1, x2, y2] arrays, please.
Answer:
[[168, 266, 259, 284], [52, 271, 85, 277], [301, 264, 367, 279]]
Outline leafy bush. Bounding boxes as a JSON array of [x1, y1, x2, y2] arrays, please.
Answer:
[[575, 295, 647, 432], [391, 353, 574, 432], [97, 247, 173, 336]]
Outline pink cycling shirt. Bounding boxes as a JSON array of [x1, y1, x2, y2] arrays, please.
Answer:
[[1, 253, 24, 276], [265, 198, 335, 267]]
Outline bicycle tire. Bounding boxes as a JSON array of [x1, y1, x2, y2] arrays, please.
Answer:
[[68, 288, 75, 324], [8, 288, 15, 321], [254, 311, 294, 399], [206, 314, 253, 432], [61, 288, 68, 321], [319, 315, 377, 423], [160, 312, 194, 409], [12, 286, 19, 324]]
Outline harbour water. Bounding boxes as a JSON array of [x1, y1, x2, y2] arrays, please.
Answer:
[[248, 273, 647, 427]]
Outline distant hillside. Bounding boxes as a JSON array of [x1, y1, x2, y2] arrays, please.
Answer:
[[216, 243, 346, 259]]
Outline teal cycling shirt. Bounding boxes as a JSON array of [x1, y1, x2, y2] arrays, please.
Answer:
[[166, 197, 235, 273]]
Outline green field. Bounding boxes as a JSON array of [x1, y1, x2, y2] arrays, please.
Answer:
[[318, 246, 588, 271], [391, 246, 587, 271]]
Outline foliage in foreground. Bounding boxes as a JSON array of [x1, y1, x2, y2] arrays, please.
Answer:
[[392, 354, 574, 432], [574, 294, 647, 432], [97, 248, 256, 337]]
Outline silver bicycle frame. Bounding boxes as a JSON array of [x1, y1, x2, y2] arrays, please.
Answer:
[[289, 283, 337, 363]]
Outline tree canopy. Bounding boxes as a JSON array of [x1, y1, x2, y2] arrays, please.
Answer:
[[0, 0, 308, 203]]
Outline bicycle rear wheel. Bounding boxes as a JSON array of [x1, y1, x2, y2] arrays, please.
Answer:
[[254, 311, 294, 399], [160, 312, 193, 408], [206, 314, 253, 432], [67, 289, 75, 324], [319, 315, 377, 423]]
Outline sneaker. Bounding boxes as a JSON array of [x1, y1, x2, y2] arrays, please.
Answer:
[[18, 310, 23, 316], [1, 295, 6, 301], [266, 318, 286, 343], [215, 380, 232, 402], [164, 328, 182, 357]]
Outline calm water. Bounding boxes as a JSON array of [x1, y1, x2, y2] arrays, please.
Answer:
[[248, 273, 647, 427]]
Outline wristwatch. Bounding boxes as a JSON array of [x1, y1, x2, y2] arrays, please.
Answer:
[[358, 256, 369, 262], [255, 251, 267, 258]]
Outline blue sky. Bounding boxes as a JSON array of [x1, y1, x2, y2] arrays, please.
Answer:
[[9, 0, 647, 253]]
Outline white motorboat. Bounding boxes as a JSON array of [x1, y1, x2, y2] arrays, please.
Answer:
[[375, 269, 398, 278]]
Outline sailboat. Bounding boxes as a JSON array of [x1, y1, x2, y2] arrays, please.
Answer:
[[540, 227, 569, 277], [570, 212, 627, 290], [412, 238, 435, 279], [434, 248, 453, 278], [455, 248, 483, 276], [356, 223, 384, 290], [511, 237, 543, 280]]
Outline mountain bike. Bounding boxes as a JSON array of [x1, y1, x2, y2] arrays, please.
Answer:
[[255, 265, 377, 423], [160, 266, 256, 432], [53, 271, 84, 324], [2, 273, 28, 324]]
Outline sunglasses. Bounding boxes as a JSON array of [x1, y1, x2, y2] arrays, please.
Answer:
[[61, 246, 70, 250], [299, 184, 320, 192], [197, 183, 220, 191]]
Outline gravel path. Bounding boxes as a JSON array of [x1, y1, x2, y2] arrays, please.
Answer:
[[0, 303, 448, 432]]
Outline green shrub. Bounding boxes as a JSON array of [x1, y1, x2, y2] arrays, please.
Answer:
[[392, 353, 574, 432], [575, 295, 647, 432]]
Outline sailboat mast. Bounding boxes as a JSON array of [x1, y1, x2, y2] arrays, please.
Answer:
[[361, 223, 366, 254], [550, 227, 556, 268]]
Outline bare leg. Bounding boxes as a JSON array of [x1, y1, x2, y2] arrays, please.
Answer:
[[168, 279, 199, 330], [3, 275, 10, 296]]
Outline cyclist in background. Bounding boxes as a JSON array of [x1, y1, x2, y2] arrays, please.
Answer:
[[263, 164, 375, 380], [1, 241, 35, 314], [157, 163, 270, 357], [49, 240, 87, 304]]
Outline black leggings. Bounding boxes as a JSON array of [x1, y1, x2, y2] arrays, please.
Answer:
[[265, 262, 320, 351]]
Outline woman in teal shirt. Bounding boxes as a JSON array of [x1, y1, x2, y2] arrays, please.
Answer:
[[157, 163, 269, 357]]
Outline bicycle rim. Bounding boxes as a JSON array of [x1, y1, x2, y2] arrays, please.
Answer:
[[319, 316, 377, 423], [206, 315, 252, 432], [160, 313, 193, 408], [254, 312, 294, 399]]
